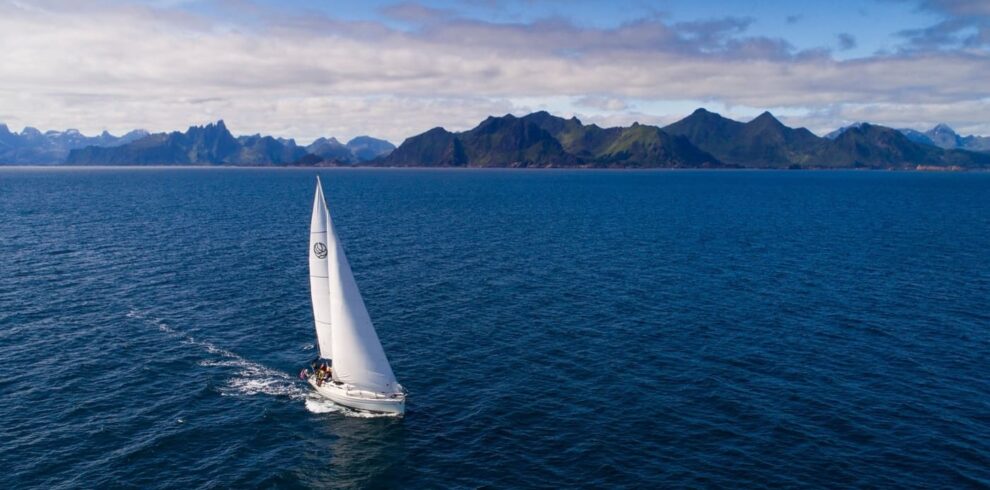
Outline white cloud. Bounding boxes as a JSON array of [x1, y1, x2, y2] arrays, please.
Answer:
[[575, 96, 630, 111], [0, 0, 988, 140]]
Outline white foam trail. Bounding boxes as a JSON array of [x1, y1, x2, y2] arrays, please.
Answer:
[[304, 396, 346, 414], [129, 308, 398, 418], [129, 309, 306, 400]]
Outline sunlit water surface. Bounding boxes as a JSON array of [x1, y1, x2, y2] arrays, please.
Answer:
[[1, 168, 988, 488]]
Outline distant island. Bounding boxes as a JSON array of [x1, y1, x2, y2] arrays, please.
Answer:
[[2, 110, 989, 169], [0, 125, 150, 164], [0, 121, 394, 166], [380, 110, 990, 170]]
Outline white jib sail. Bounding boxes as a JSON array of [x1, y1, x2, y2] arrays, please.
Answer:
[[326, 200, 399, 394], [309, 178, 333, 359]]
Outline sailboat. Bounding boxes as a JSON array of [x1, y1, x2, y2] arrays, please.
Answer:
[[305, 176, 405, 415]]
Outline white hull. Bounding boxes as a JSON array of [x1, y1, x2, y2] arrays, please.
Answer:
[[308, 377, 405, 415]]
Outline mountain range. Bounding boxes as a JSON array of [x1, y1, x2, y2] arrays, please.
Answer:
[[0, 120, 393, 165], [827, 122, 990, 153], [382, 111, 721, 168], [65, 121, 394, 165], [381, 110, 990, 169], [0, 124, 149, 164], [304, 135, 396, 164], [4, 112, 988, 169]]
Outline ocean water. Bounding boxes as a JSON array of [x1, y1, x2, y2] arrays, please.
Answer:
[[1, 168, 988, 488]]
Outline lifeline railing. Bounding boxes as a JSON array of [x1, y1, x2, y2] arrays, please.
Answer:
[[343, 387, 404, 399]]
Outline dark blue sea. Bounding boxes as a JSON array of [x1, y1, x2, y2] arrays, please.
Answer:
[[1, 168, 988, 488]]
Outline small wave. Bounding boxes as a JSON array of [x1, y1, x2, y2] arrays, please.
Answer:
[[128, 309, 179, 335], [304, 396, 346, 414]]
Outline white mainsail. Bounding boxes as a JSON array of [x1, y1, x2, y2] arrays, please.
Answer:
[[324, 190, 399, 394], [309, 178, 333, 359]]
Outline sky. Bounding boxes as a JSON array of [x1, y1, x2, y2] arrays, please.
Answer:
[[0, 0, 988, 144]]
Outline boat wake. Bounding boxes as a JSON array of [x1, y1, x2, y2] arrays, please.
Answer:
[[126, 309, 306, 400], [127, 309, 399, 417], [199, 358, 305, 399]]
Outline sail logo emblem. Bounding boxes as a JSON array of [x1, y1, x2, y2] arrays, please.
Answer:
[[313, 242, 328, 259]]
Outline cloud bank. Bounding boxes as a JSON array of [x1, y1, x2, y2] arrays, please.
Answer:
[[0, 0, 987, 142]]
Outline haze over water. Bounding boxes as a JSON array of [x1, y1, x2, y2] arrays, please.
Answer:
[[1, 168, 988, 488]]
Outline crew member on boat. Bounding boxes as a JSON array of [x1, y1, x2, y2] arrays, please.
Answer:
[[311, 361, 332, 386]]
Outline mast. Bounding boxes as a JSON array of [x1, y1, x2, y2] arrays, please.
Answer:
[[309, 177, 333, 359]]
